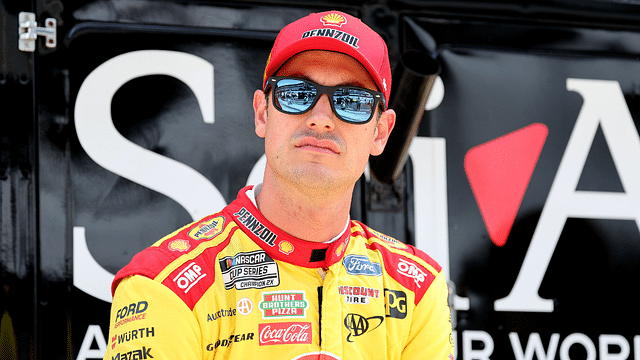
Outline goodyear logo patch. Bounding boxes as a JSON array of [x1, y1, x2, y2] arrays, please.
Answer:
[[188, 216, 224, 240]]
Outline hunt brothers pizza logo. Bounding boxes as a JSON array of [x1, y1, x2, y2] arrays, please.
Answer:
[[259, 291, 309, 319], [259, 322, 312, 346]]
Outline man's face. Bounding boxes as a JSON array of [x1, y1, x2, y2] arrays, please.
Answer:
[[254, 50, 395, 193]]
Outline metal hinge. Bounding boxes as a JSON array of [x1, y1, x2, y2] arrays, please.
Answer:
[[18, 12, 57, 52]]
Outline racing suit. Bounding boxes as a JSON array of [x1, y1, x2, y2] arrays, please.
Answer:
[[104, 186, 453, 360]]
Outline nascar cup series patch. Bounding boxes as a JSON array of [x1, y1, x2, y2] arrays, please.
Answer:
[[219, 250, 280, 290]]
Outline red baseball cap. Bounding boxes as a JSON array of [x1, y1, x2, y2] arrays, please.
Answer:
[[263, 10, 392, 107]]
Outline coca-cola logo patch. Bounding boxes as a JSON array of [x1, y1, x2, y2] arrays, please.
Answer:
[[258, 322, 312, 346]]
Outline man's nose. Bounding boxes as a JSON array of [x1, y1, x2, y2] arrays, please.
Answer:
[[305, 94, 336, 131]]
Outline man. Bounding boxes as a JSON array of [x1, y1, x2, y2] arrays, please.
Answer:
[[104, 10, 453, 360]]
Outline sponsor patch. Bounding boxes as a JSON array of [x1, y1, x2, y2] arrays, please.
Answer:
[[188, 216, 224, 240], [237, 298, 253, 315], [233, 208, 277, 246], [173, 261, 207, 294], [111, 346, 153, 360], [114, 301, 148, 329], [167, 239, 190, 252], [370, 228, 407, 249], [207, 308, 236, 322], [301, 28, 359, 49], [343, 313, 384, 342], [339, 286, 380, 305], [384, 289, 407, 319], [259, 291, 309, 319], [220, 250, 280, 290], [206, 333, 254, 351], [111, 327, 155, 350], [279, 241, 294, 255], [343, 255, 382, 276], [321, 13, 347, 27], [259, 322, 312, 345], [397, 258, 427, 288]]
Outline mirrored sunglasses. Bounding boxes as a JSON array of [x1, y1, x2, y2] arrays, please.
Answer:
[[265, 76, 385, 124]]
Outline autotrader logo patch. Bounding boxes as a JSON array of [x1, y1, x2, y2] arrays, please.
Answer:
[[219, 250, 280, 290]]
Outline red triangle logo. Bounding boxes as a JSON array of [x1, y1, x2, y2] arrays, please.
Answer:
[[464, 123, 548, 247]]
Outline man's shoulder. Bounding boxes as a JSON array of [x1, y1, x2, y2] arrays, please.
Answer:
[[111, 211, 237, 305], [351, 220, 443, 304], [352, 220, 442, 272]]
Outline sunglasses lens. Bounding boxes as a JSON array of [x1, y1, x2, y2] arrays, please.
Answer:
[[271, 77, 378, 124], [332, 88, 375, 123], [274, 79, 317, 113]]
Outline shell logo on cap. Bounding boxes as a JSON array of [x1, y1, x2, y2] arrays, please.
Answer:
[[321, 13, 347, 27]]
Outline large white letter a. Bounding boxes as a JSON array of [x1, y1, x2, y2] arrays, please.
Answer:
[[495, 78, 640, 312]]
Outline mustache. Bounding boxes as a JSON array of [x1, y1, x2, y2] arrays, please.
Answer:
[[291, 129, 345, 148]]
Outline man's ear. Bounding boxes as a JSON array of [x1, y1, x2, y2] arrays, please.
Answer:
[[370, 109, 396, 156], [254, 89, 268, 138]]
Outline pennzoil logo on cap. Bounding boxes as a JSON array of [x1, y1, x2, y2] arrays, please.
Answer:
[[321, 13, 347, 27], [301, 28, 359, 49]]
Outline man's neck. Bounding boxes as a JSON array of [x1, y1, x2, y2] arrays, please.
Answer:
[[255, 174, 353, 243]]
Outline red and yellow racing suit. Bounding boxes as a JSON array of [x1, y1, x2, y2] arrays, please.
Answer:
[[104, 186, 453, 360]]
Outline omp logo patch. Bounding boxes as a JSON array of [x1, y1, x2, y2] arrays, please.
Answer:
[[397, 258, 427, 288], [173, 261, 207, 294]]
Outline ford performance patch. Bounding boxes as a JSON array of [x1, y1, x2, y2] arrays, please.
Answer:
[[219, 250, 280, 290]]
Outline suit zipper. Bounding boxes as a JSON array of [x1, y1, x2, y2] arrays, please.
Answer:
[[317, 286, 323, 347]]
